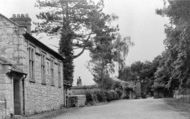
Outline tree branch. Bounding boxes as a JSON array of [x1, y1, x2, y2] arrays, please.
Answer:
[[73, 46, 86, 59]]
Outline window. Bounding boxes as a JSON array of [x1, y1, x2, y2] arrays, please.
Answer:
[[58, 63, 61, 88], [46, 62, 50, 74], [41, 52, 46, 85], [28, 46, 35, 82], [50, 59, 54, 86]]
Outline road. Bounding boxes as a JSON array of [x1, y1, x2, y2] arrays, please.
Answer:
[[53, 98, 189, 119]]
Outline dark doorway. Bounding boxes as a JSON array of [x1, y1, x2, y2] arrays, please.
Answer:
[[13, 79, 21, 115]]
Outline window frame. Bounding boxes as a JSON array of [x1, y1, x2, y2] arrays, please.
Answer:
[[28, 45, 35, 82], [41, 51, 46, 85], [58, 63, 62, 88], [50, 57, 54, 86]]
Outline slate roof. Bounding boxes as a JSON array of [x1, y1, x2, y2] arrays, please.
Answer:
[[23, 33, 64, 61]]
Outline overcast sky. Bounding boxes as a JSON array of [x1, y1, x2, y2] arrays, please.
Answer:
[[0, 0, 169, 85]]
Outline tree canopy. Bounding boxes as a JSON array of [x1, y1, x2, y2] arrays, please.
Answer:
[[35, 0, 120, 88], [87, 14, 133, 89], [155, 0, 190, 89]]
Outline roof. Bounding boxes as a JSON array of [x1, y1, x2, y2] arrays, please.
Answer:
[[0, 13, 64, 61], [0, 14, 20, 27], [24, 33, 64, 61]]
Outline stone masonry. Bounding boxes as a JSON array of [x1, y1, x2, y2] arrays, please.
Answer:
[[0, 14, 65, 116]]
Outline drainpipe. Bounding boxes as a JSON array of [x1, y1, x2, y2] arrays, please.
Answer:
[[21, 74, 27, 115]]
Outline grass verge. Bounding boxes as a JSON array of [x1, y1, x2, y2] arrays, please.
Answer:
[[164, 98, 190, 118]]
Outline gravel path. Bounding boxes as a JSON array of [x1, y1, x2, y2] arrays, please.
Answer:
[[53, 98, 190, 119]]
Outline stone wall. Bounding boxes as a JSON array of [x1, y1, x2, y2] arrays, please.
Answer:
[[0, 14, 65, 116], [23, 41, 64, 115], [68, 86, 100, 95], [0, 15, 21, 65], [25, 82, 64, 115], [0, 64, 14, 117]]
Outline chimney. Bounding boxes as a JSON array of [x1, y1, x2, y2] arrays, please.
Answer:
[[10, 14, 32, 33]]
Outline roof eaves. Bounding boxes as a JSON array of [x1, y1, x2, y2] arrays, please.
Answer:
[[23, 32, 65, 61]]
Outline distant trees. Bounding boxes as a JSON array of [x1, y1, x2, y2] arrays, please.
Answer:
[[119, 59, 159, 96], [121, 0, 190, 97]]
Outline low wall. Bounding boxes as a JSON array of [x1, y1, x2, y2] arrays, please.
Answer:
[[68, 86, 100, 95]]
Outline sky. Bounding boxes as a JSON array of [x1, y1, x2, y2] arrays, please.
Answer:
[[0, 0, 169, 85]]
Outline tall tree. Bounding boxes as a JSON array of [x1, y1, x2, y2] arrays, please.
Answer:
[[113, 35, 133, 71], [156, 0, 190, 89], [35, 0, 111, 88], [88, 32, 133, 89], [88, 31, 116, 89]]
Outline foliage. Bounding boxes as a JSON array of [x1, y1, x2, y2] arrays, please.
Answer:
[[85, 90, 120, 105], [113, 35, 134, 70], [155, 0, 190, 90], [95, 91, 107, 102], [67, 96, 77, 107], [119, 60, 158, 81], [115, 89, 123, 98], [60, 33, 74, 88], [35, 0, 114, 88], [87, 26, 133, 89], [119, 57, 161, 96], [85, 92, 94, 105]]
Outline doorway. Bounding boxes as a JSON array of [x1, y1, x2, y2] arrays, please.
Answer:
[[13, 78, 22, 115]]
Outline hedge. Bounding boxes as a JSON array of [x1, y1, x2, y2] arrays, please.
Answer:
[[85, 90, 121, 105]]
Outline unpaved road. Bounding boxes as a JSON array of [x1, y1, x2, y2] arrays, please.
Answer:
[[54, 98, 190, 119]]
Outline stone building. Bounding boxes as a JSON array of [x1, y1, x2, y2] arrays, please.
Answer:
[[0, 13, 65, 117]]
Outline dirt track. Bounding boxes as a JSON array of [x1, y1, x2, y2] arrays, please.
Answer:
[[53, 98, 190, 119]]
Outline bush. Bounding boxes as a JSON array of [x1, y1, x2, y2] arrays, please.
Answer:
[[85, 92, 93, 105], [92, 92, 98, 103], [67, 96, 77, 107], [85, 90, 121, 105], [95, 91, 107, 102], [115, 89, 123, 98], [105, 90, 118, 101]]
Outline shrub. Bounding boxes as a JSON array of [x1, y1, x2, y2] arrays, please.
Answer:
[[85, 89, 121, 105], [115, 89, 123, 98], [105, 90, 115, 102], [106, 90, 121, 101], [85, 92, 93, 105], [95, 91, 107, 102], [92, 92, 98, 103], [112, 90, 120, 100], [67, 96, 77, 107]]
